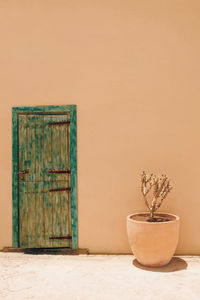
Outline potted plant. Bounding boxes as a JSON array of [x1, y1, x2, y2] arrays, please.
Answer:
[[127, 171, 180, 267]]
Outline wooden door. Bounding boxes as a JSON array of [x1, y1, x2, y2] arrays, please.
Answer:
[[18, 114, 71, 248]]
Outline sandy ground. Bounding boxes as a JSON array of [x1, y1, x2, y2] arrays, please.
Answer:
[[0, 253, 200, 300]]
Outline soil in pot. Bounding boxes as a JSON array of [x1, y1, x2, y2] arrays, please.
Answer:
[[130, 213, 176, 223]]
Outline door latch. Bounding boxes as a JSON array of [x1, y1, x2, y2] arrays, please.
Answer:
[[18, 170, 29, 182]]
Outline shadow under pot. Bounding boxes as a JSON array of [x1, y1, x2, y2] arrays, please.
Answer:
[[127, 212, 180, 267]]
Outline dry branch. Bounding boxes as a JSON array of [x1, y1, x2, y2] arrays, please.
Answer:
[[141, 171, 173, 220]]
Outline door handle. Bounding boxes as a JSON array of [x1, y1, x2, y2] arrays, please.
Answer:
[[18, 170, 29, 182], [18, 170, 29, 175]]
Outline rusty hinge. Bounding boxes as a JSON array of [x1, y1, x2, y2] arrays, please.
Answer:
[[49, 235, 72, 240], [48, 121, 70, 126], [48, 170, 71, 174], [49, 187, 71, 192]]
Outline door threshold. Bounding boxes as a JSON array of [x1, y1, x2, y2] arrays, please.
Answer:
[[1, 247, 89, 255]]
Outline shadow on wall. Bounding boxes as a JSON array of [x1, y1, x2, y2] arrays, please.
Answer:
[[132, 257, 188, 272]]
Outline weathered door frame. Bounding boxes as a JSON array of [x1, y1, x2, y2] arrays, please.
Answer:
[[12, 105, 78, 249]]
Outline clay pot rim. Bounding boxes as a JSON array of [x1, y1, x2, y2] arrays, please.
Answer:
[[127, 212, 180, 224]]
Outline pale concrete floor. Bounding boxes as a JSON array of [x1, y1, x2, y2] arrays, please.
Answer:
[[0, 253, 200, 300]]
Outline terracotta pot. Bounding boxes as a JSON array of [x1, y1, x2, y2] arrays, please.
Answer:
[[127, 212, 180, 267]]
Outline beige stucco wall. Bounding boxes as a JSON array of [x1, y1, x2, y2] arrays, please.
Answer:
[[0, 0, 200, 254]]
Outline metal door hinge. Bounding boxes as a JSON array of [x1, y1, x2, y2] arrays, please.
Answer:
[[49, 235, 72, 240], [49, 187, 71, 192], [48, 170, 71, 174], [48, 121, 70, 126]]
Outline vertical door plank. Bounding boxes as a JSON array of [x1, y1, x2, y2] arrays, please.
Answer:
[[51, 115, 62, 181], [60, 113, 71, 247], [60, 114, 67, 247], [35, 115, 44, 182], [19, 115, 28, 247], [43, 115, 53, 247], [51, 181, 61, 247], [35, 116, 45, 247], [26, 115, 36, 247], [18, 115, 29, 247], [51, 115, 62, 247], [18, 115, 27, 173], [43, 181, 52, 247], [27, 182, 36, 247], [35, 182, 45, 247], [26, 115, 36, 182], [43, 115, 52, 182], [19, 182, 28, 247], [60, 115, 69, 181]]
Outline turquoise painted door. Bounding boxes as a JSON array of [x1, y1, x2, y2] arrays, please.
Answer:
[[18, 114, 72, 248]]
